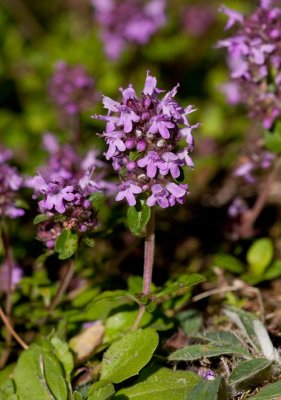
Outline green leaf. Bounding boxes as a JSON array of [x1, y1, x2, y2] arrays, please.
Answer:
[[13, 342, 68, 400], [87, 381, 115, 400], [104, 309, 152, 344], [89, 192, 105, 206], [223, 306, 260, 351], [264, 129, 281, 153], [74, 391, 83, 400], [199, 331, 243, 347], [127, 202, 151, 237], [0, 364, 15, 386], [176, 310, 202, 336], [101, 328, 159, 383], [247, 238, 274, 277], [55, 229, 78, 260], [83, 237, 96, 248], [157, 274, 206, 297], [0, 379, 17, 400], [213, 254, 244, 273], [249, 381, 281, 399], [263, 260, 281, 281], [229, 358, 273, 392], [33, 214, 51, 225], [127, 276, 144, 294], [114, 367, 201, 400], [187, 377, 227, 400], [86, 290, 137, 321], [168, 343, 250, 362], [50, 337, 74, 383]]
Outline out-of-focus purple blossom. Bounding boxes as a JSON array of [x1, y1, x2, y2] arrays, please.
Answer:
[[218, 1, 281, 128], [0, 263, 23, 292], [182, 5, 216, 37], [49, 62, 96, 115], [219, 82, 242, 105], [82, 321, 99, 329], [234, 150, 275, 184], [93, 72, 198, 208], [27, 134, 110, 249], [228, 197, 248, 218], [92, 0, 166, 60], [0, 148, 25, 219], [198, 368, 216, 381]]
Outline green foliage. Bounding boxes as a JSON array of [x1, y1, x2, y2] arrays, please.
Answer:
[[104, 309, 152, 343], [100, 328, 159, 383], [86, 290, 139, 321], [264, 124, 281, 153], [156, 273, 206, 298], [33, 214, 51, 225], [197, 331, 244, 347], [0, 379, 17, 400], [127, 201, 151, 237], [168, 343, 250, 362], [246, 238, 274, 277], [187, 377, 227, 400], [223, 307, 261, 351], [87, 381, 115, 400], [13, 341, 68, 400], [50, 337, 74, 384], [213, 253, 244, 274], [249, 381, 281, 399], [176, 309, 203, 336], [229, 358, 273, 392], [55, 229, 78, 259], [114, 367, 202, 400]]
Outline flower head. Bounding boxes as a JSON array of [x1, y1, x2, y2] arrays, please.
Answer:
[[218, 1, 281, 128], [93, 72, 198, 208], [28, 135, 109, 249], [0, 263, 23, 292], [234, 149, 275, 184], [182, 5, 216, 37], [49, 62, 96, 115], [0, 148, 25, 219], [92, 0, 166, 60]]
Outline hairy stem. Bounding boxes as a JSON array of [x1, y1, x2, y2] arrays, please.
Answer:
[[132, 208, 155, 330], [239, 159, 280, 238], [48, 260, 75, 312], [1, 222, 14, 317], [143, 207, 155, 295]]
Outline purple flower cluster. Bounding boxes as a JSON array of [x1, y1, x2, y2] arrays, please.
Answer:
[[182, 5, 216, 38], [218, 1, 281, 128], [198, 368, 216, 381], [27, 134, 107, 248], [228, 147, 274, 220], [49, 62, 96, 115], [0, 262, 23, 293], [228, 197, 248, 219], [92, 0, 166, 60], [0, 148, 25, 219], [234, 149, 275, 184], [93, 72, 199, 208]]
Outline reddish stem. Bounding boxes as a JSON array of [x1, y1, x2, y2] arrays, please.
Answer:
[[132, 207, 155, 330], [1, 222, 14, 317], [239, 161, 279, 238], [143, 207, 155, 295]]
